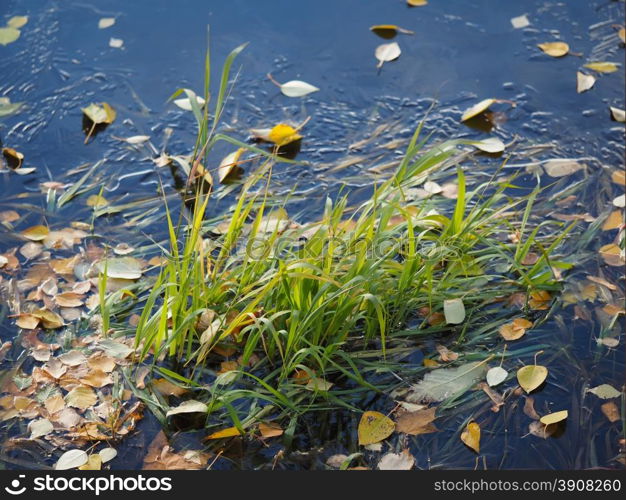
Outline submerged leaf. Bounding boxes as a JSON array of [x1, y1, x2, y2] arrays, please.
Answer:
[[543, 159, 585, 177], [22, 225, 49, 241], [395, 407, 437, 435], [358, 411, 395, 446], [96, 257, 143, 280], [378, 449, 415, 470], [409, 361, 487, 402], [375, 42, 401, 68]]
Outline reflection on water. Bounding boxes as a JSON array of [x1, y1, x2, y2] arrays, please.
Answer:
[[0, 0, 624, 470]]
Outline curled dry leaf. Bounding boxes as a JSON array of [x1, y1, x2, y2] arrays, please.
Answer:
[[166, 400, 208, 417], [205, 426, 242, 440], [173, 95, 205, 111], [357, 411, 395, 446], [375, 42, 401, 69], [537, 41, 570, 57], [499, 318, 533, 341], [268, 123, 302, 147], [258, 422, 283, 438]]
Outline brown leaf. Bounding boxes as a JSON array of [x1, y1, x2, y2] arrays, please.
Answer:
[[601, 402, 620, 423], [523, 397, 541, 420], [395, 407, 438, 435]]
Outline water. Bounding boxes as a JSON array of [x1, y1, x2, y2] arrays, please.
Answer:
[[0, 0, 624, 470]]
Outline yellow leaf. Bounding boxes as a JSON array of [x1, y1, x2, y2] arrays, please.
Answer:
[[2, 147, 24, 169], [268, 124, 302, 146], [539, 410, 568, 426], [517, 364, 548, 393], [205, 426, 242, 440], [79, 454, 102, 470], [87, 194, 108, 208], [407, 0, 428, 5], [8, 16, 29, 29], [583, 62, 620, 73], [602, 210, 623, 231], [460, 421, 480, 453], [370, 25, 414, 39], [259, 422, 283, 438], [537, 42, 570, 57], [22, 224, 49, 241], [65, 386, 97, 410], [357, 411, 395, 446], [461, 98, 496, 122]]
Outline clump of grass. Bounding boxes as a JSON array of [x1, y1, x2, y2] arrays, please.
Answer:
[[127, 42, 571, 429]]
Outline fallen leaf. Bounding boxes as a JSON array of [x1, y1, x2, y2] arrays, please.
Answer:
[[460, 421, 480, 453], [584, 62, 620, 73], [377, 449, 415, 470], [29, 418, 54, 439], [443, 298, 465, 324], [588, 384, 621, 399], [461, 98, 497, 121], [375, 42, 401, 69], [87, 194, 108, 208], [529, 290, 551, 310], [205, 426, 242, 440], [59, 350, 87, 366], [471, 137, 505, 153], [0, 27, 20, 46], [79, 454, 102, 470], [486, 366, 508, 387], [269, 76, 319, 97], [539, 410, 568, 425], [173, 95, 205, 111], [8, 16, 28, 29], [511, 15, 530, 29], [99, 447, 117, 463], [528, 420, 557, 439], [2, 147, 24, 169], [610, 106, 625, 123], [358, 411, 395, 446], [395, 407, 437, 435], [109, 37, 123, 49], [601, 402, 620, 423], [517, 364, 548, 393], [409, 361, 487, 402], [217, 148, 245, 183], [436, 344, 458, 362], [65, 386, 97, 410], [22, 225, 49, 241], [599, 243, 624, 267], [523, 397, 541, 420], [537, 41, 570, 57], [267, 123, 302, 147], [602, 210, 623, 231], [259, 422, 283, 438], [543, 159, 585, 177], [576, 71, 596, 93], [407, 0, 428, 6], [613, 194, 625, 208], [55, 449, 88, 470], [95, 257, 143, 279], [370, 25, 415, 39], [82, 103, 116, 143], [98, 18, 115, 29], [166, 400, 208, 417]]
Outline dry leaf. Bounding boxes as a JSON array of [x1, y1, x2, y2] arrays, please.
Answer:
[[375, 42, 401, 69], [537, 41, 569, 57], [377, 449, 415, 470], [460, 421, 480, 453], [395, 407, 437, 435], [576, 72, 596, 94], [358, 411, 395, 445]]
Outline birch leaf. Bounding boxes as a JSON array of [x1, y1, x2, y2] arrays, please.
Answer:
[[587, 384, 621, 399], [99, 447, 117, 463], [408, 361, 487, 402], [576, 72, 596, 93], [539, 410, 568, 425], [511, 15, 530, 29], [460, 421, 480, 453], [609, 106, 625, 123], [173, 95, 206, 111], [378, 449, 415, 470], [517, 365, 548, 393], [278, 80, 319, 98], [358, 411, 395, 445], [407, 0, 428, 6], [98, 18, 115, 29], [29, 418, 53, 439], [375, 42, 401, 69], [268, 124, 302, 146], [443, 298, 465, 324], [471, 137, 505, 153], [370, 25, 415, 39], [461, 98, 496, 122], [583, 62, 620, 73], [543, 159, 584, 177], [537, 42, 569, 57], [486, 366, 508, 387], [217, 148, 245, 183], [55, 449, 88, 470], [0, 28, 20, 46], [8, 16, 29, 29], [166, 400, 208, 417]]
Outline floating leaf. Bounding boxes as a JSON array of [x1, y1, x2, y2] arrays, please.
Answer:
[[82, 103, 116, 143], [2, 147, 24, 169], [217, 148, 245, 183], [370, 25, 414, 39], [601, 402, 620, 423], [98, 18, 115, 29], [29, 418, 53, 439], [609, 106, 625, 123], [0, 27, 20, 46], [443, 298, 465, 324], [98, 339, 133, 358], [55, 449, 88, 470], [543, 159, 585, 177], [0, 97, 23, 117], [173, 95, 206, 111], [486, 366, 508, 387], [99, 447, 117, 463], [378, 449, 415, 470], [109, 37, 123, 49], [267, 74, 319, 97], [461, 98, 496, 122], [166, 400, 208, 417], [539, 410, 568, 425], [22, 225, 49, 241], [358, 411, 395, 446], [258, 422, 283, 438], [96, 256, 143, 279], [583, 62, 620, 73], [602, 210, 623, 231], [268, 123, 302, 146], [537, 41, 569, 57], [576, 71, 596, 94], [499, 318, 533, 341], [59, 350, 87, 366], [511, 15, 530, 29], [471, 137, 505, 153], [587, 384, 621, 399], [407, 0, 427, 6], [79, 454, 102, 471], [409, 361, 487, 402], [65, 386, 97, 409], [375, 42, 401, 69], [8, 16, 29, 29], [460, 421, 480, 453], [124, 135, 151, 144], [205, 426, 242, 440], [517, 364, 548, 393]]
